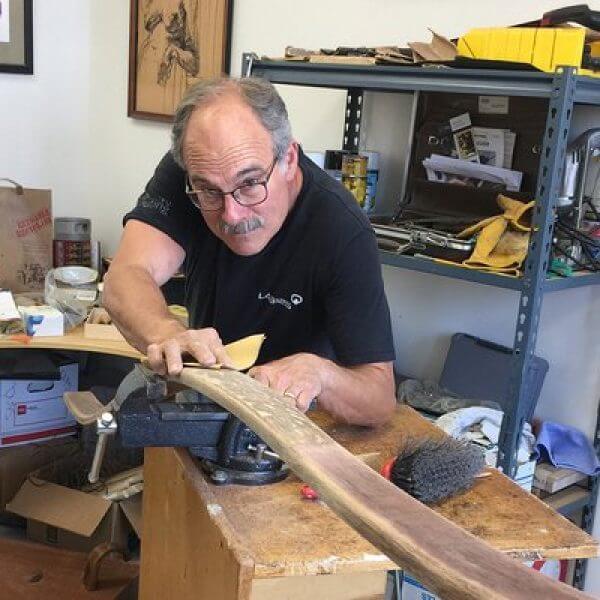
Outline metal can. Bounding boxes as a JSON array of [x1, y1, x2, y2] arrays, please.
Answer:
[[341, 154, 368, 178], [53, 217, 92, 267], [341, 154, 368, 207]]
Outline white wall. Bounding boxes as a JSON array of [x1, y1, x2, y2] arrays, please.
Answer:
[[1, 0, 599, 594]]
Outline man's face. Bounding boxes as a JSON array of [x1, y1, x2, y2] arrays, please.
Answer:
[[182, 94, 298, 256]]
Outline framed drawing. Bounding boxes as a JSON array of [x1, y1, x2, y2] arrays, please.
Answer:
[[128, 0, 232, 122], [0, 0, 33, 74]]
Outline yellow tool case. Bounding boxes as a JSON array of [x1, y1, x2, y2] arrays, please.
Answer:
[[457, 27, 600, 77]]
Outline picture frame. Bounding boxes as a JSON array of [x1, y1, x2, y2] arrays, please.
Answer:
[[128, 0, 232, 122], [0, 0, 33, 74]]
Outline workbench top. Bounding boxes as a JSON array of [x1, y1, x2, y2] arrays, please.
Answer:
[[181, 406, 598, 578], [0, 326, 142, 359]]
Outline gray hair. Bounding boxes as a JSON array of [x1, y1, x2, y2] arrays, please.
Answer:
[[171, 77, 293, 168]]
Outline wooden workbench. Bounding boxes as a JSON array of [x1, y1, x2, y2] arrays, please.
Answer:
[[2, 330, 597, 598], [140, 407, 599, 600]]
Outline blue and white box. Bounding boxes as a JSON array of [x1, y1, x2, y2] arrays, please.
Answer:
[[0, 363, 77, 446]]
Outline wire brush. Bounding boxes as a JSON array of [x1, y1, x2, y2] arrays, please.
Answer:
[[384, 436, 486, 504]]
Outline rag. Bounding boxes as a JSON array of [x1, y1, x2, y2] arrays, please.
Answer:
[[456, 194, 535, 276], [436, 406, 535, 466], [535, 421, 600, 476]]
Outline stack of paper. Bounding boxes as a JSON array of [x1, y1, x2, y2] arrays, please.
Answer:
[[423, 154, 523, 191], [0, 290, 23, 335], [472, 128, 516, 169]]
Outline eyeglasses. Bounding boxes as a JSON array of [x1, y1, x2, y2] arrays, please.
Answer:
[[186, 158, 278, 211]]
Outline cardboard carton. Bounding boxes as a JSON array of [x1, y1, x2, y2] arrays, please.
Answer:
[[19, 305, 64, 337], [534, 463, 587, 494], [7, 455, 142, 554], [0, 437, 79, 510], [0, 362, 78, 446], [402, 572, 441, 600]]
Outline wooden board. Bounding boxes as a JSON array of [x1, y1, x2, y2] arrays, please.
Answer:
[[0, 326, 142, 359], [308, 55, 378, 65], [176, 367, 593, 600]]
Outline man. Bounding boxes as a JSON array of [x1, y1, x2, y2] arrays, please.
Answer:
[[104, 77, 396, 426]]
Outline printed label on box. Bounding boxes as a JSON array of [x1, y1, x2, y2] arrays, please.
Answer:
[[479, 95, 509, 114]]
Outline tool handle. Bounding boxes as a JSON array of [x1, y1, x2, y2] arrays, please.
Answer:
[[88, 433, 109, 484], [542, 4, 600, 30]]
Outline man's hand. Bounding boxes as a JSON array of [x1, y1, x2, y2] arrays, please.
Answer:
[[248, 353, 323, 412], [250, 354, 395, 426], [147, 327, 234, 376]]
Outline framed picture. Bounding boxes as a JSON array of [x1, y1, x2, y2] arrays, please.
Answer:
[[128, 0, 232, 122], [0, 0, 33, 74]]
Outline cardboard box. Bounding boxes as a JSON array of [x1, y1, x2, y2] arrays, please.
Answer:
[[402, 572, 441, 600], [7, 455, 142, 554], [0, 437, 79, 510], [19, 305, 64, 337], [514, 459, 536, 493], [0, 362, 78, 446], [534, 463, 587, 494], [83, 308, 125, 342]]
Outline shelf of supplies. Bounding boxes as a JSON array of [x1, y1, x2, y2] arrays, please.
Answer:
[[379, 251, 524, 290], [248, 58, 600, 105]]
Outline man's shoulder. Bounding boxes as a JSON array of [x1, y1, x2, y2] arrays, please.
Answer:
[[149, 151, 187, 193]]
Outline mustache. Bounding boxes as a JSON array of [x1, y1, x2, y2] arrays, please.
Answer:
[[219, 216, 264, 235]]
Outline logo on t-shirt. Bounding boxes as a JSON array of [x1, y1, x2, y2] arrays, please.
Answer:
[[258, 291, 303, 310], [138, 192, 173, 216]]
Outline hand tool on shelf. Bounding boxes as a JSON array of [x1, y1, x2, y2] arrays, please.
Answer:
[[517, 4, 600, 30]]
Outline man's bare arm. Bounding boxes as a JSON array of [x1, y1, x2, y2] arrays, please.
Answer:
[[103, 220, 186, 351], [104, 221, 234, 375]]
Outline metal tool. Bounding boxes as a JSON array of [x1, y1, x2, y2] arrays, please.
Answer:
[[86, 364, 288, 486], [88, 412, 117, 484], [372, 222, 475, 261]]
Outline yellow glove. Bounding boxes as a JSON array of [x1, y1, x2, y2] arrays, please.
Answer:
[[457, 195, 534, 273], [497, 194, 534, 232]]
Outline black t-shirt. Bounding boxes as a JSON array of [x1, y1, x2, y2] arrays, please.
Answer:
[[124, 149, 395, 367]]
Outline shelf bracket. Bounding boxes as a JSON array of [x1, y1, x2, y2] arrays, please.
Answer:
[[343, 88, 364, 153], [498, 67, 577, 477]]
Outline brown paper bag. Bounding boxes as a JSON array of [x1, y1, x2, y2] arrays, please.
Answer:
[[0, 178, 53, 292]]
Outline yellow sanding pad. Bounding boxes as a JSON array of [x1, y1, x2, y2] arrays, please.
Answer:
[[184, 333, 266, 371]]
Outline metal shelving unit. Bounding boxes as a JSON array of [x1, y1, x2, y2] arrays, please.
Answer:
[[244, 54, 600, 589]]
